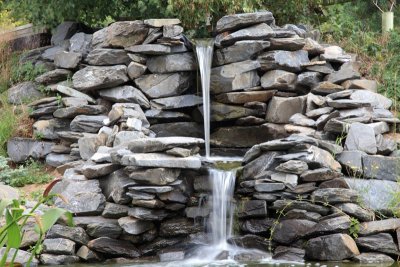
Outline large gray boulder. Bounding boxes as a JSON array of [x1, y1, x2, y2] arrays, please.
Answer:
[[214, 40, 270, 65], [53, 105, 107, 119], [70, 115, 107, 133], [99, 85, 150, 108], [215, 91, 274, 104], [51, 21, 79, 46], [258, 50, 309, 72], [86, 48, 131, 65], [7, 137, 54, 163], [261, 70, 297, 91], [266, 96, 307, 123], [127, 137, 203, 153], [150, 122, 203, 138], [350, 90, 392, 109], [147, 53, 196, 73], [72, 65, 129, 91], [120, 153, 201, 169], [150, 95, 203, 110], [325, 62, 360, 84], [135, 72, 191, 98], [88, 237, 141, 258], [42, 238, 75, 255], [272, 219, 316, 245], [344, 122, 377, 154], [216, 11, 274, 33], [35, 69, 72, 85], [52, 179, 106, 215], [92, 21, 148, 48], [8, 81, 43, 104], [211, 60, 260, 94], [305, 234, 359, 260], [211, 124, 288, 148], [69, 32, 92, 56], [215, 23, 275, 47], [54, 51, 82, 69], [362, 155, 400, 181]]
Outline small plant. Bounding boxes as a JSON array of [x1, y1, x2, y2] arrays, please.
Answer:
[[0, 182, 73, 266], [55, 93, 63, 107], [0, 156, 53, 187], [10, 61, 46, 85], [349, 217, 360, 238], [34, 132, 44, 140], [37, 84, 51, 95]]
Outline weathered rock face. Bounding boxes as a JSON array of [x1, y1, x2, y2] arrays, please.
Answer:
[[92, 21, 148, 48], [305, 234, 359, 261], [72, 65, 129, 91], [8, 81, 43, 104], [9, 10, 400, 265]]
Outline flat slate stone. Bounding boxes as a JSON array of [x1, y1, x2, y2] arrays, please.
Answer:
[[99, 85, 150, 108], [72, 65, 129, 91], [311, 188, 358, 204], [359, 218, 400, 236], [216, 11, 274, 33], [305, 234, 359, 261], [272, 219, 316, 245], [7, 137, 54, 163], [215, 91, 274, 104], [8, 81, 43, 104], [47, 225, 89, 245], [121, 153, 201, 169], [214, 40, 270, 65], [266, 96, 307, 124], [127, 137, 204, 153], [211, 60, 260, 94], [362, 155, 399, 181], [53, 105, 107, 118], [56, 85, 96, 103], [52, 179, 106, 215], [35, 69, 72, 85], [351, 90, 392, 109], [356, 233, 399, 256], [261, 70, 297, 91], [86, 48, 130, 65], [258, 50, 309, 72], [54, 51, 82, 69], [147, 53, 196, 73], [70, 115, 107, 133], [135, 72, 191, 99], [353, 253, 394, 264], [150, 95, 203, 110], [92, 21, 148, 48], [88, 237, 141, 258], [43, 238, 75, 255], [215, 23, 275, 47], [272, 200, 330, 215]]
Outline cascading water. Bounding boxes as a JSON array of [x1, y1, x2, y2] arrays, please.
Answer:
[[195, 39, 214, 158], [209, 168, 236, 248], [177, 39, 271, 266]]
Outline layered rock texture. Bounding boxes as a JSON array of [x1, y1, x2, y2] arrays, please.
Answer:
[[5, 12, 400, 265]]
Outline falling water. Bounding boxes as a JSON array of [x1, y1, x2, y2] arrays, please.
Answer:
[[209, 168, 236, 247], [195, 39, 214, 158]]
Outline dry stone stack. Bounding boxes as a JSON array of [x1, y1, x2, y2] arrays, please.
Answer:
[[5, 11, 400, 265]]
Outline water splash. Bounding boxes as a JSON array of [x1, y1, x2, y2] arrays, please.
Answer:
[[195, 39, 214, 158]]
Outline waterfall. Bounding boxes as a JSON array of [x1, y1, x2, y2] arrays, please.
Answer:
[[195, 39, 214, 158], [209, 168, 236, 247]]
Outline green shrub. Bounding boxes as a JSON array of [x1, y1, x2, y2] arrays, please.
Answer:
[[0, 156, 53, 187], [10, 61, 46, 85], [0, 95, 18, 156]]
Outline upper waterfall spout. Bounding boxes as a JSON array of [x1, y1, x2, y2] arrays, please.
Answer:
[[194, 39, 214, 159]]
